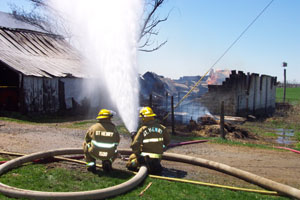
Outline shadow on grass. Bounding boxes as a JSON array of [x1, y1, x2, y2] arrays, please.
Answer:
[[94, 168, 133, 180]]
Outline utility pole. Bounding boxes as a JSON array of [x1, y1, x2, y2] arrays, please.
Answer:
[[283, 62, 287, 103], [165, 92, 168, 111], [149, 93, 153, 108], [171, 96, 175, 135], [220, 101, 225, 139]]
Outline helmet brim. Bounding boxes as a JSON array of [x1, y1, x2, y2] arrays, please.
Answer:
[[139, 113, 156, 118], [96, 115, 112, 119]]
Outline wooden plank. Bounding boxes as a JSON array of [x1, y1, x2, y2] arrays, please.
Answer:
[[13, 32, 41, 55], [0, 30, 25, 53], [23, 77, 34, 112], [0, 33, 18, 51], [24, 33, 53, 56], [19, 32, 47, 56], [35, 35, 59, 56]]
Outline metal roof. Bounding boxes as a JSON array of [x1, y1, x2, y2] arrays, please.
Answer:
[[0, 26, 89, 78]]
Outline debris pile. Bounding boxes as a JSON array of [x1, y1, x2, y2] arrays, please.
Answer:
[[177, 115, 256, 140]]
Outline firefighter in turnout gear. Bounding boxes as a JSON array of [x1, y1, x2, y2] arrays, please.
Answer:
[[127, 107, 170, 174], [83, 109, 120, 173]]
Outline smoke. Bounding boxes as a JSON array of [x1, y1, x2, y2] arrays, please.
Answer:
[[49, 0, 143, 132]]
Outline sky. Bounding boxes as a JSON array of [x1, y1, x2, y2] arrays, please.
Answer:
[[0, 0, 299, 82]]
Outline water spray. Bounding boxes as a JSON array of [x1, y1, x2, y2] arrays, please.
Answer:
[[49, 0, 144, 132]]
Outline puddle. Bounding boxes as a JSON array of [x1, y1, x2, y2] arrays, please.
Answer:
[[275, 129, 296, 145]]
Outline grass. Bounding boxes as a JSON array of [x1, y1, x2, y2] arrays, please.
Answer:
[[276, 87, 300, 104], [0, 88, 299, 199], [0, 162, 289, 200], [0, 111, 92, 124], [170, 135, 275, 150]]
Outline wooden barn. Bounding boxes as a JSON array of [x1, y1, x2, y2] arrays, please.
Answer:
[[0, 26, 91, 113]]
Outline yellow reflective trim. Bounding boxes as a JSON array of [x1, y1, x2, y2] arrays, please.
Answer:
[[143, 138, 163, 143], [141, 152, 162, 159], [91, 140, 117, 148]]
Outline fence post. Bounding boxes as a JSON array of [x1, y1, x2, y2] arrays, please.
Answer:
[[166, 92, 168, 111], [149, 93, 152, 108], [220, 101, 225, 139], [283, 68, 286, 103], [171, 96, 175, 135]]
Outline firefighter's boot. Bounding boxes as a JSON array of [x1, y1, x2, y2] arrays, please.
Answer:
[[87, 162, 97, 173], [102, 160, 112, 172]]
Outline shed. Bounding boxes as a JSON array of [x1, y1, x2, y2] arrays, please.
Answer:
[[0, 26, 91, 113]]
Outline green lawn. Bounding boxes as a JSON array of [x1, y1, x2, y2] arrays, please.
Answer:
[[0, 162, 288, 200], [276, 87, 300, 104]]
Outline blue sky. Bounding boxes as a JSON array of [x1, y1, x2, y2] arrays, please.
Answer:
[[139, 0, 300, 82], [0, 0, 299, 82]]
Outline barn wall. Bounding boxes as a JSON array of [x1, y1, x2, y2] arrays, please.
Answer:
[[23, 76, 59, 112], [200, 71, 277, 117], [22, 77, 103, 113], [60, 78, 86, 109]]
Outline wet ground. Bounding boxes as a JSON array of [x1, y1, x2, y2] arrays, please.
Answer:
[[275, 128, 297, 145], [0, 120, 299, 190]]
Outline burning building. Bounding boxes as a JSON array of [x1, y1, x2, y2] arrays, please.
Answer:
[[140, 70, 277, 124], [199, 70, 277, 117]]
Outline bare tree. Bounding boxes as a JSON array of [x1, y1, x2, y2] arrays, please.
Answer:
[[10, 0, 169, 52], [138, 0, 169, 52], [10, 0, 50, 33]]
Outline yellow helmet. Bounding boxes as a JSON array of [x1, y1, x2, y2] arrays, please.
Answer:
[[96, 109, 113, 119], [139, 107, 156, 118]]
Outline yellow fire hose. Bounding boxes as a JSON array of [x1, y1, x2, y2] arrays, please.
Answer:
[[0, 150, 278, 196], [147, 174, 277, 196]]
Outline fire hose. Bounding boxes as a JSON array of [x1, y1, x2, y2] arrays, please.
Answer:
[[275, 146, 300, 154], [1, 148, 300, 199], [0, 149, 148, 200], [167, 140, 208, 148], [0, 150, 277, 196]]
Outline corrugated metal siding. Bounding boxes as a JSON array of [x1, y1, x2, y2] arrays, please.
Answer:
[[0, 27, 90, 78]]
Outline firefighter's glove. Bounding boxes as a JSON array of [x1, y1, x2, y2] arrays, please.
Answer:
[[130, 132, 137, 140]]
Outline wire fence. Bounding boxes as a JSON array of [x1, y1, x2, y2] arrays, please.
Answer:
[[276, 97, 300, 105]]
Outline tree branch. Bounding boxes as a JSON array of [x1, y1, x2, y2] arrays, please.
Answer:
[[10, 0, 169, 52], [139, 0, 169, 52], [139, 40, 167, 52]]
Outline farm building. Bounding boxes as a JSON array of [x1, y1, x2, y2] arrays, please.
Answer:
[[0, 26, 93, 113], [199, 70, 277, 117]]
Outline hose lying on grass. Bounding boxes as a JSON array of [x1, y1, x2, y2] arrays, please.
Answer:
[[275, 146, 300, 154], [120, 149, 300, 199], [2, 149, 300, 199], [0, 149, 148, 200], [0, 150, 278, 197]]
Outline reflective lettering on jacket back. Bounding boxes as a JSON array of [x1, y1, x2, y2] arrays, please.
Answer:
[[95, 131, 114, 137], [143, 126, 163, 137]]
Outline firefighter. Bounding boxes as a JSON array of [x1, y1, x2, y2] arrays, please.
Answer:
[[127, 106, 170, 174], [83, 109, 120, 173]]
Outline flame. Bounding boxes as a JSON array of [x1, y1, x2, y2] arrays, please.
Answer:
[[206, 69, 230, 85]]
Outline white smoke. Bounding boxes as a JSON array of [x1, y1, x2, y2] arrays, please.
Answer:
[[49, 0, 143, 132]]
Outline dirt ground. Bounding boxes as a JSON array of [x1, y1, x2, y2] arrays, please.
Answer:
[[0, 120, 299, 191]]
